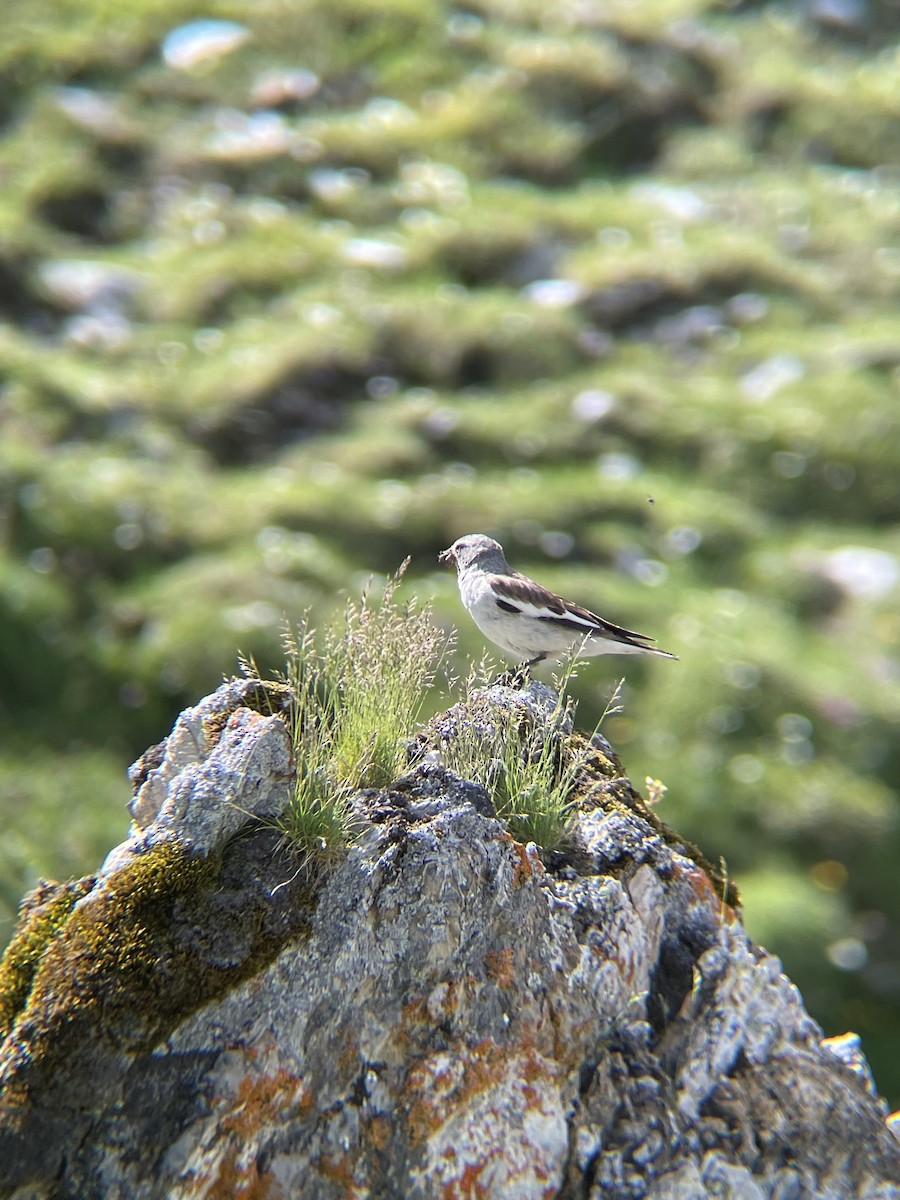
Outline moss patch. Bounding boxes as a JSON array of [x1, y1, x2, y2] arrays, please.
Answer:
[[0, 831, 315, 1109], [566, 731, 740, 909], [201, 679, 298, 750], [0, 875, 96, 1039]]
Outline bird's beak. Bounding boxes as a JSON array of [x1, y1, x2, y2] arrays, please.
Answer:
[[438, 546, 455, 565]]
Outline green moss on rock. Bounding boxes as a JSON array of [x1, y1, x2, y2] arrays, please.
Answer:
[[201, 678, 297, 749], [566, 731, 740, 909], [0, 875, 95, 1040], [0, 833, 315, 1106]]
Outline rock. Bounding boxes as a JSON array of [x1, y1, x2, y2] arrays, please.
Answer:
[[0, 679, 897, 1199]]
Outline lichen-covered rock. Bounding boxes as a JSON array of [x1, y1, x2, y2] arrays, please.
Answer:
[[0, 681, 897, 1199], [124, 677, 296, 839]]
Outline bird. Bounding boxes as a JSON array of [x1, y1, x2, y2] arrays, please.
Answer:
[[439, 533, 677, 671]]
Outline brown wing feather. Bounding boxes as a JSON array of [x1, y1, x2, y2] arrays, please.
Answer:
[[491, 571, 660, 649], [491, 571, 565, 613], [556, 597, 658, 645]]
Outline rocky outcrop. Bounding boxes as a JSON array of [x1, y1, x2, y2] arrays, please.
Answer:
[[0, 679, 897, 1199]]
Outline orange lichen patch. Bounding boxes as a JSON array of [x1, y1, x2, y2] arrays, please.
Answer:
[[402, 995, 430, 1026], [314, 1150, 371, 1199], [391, 1021, 415, 1055], [675, 860, 739, 921], [318, 1153, 356, 1187], [438, 1149, 559, 1200], [193, 1066, 313, 1200], [221, 1067, 313, 1139], [484, 947, 515, 989], [406, 1038, 557, 1145], [407, 1054, 475, 1144], [510, 840, 533, 887], [368, 1113, 393, 1150], [194, 1149, 282, 1200], [519, 1051, 547, 1085], [406, 1039, 566, 1198], [338, 1031, 361, 1077], [453, 1159, 491, 1199], [428, 979, 469, 1023]]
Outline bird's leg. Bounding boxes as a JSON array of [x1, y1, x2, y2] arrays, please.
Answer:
[[493, 655, 545, 688], [493, 666, 526, 686], [522, 653, 548, 669]]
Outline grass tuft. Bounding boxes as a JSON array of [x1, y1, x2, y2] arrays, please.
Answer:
[[246, 560, 453, 862], [441, 665, 624, 850], [244, 578, 626, 858]]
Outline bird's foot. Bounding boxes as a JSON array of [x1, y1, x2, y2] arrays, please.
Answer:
[[492, 665, 531, 688]]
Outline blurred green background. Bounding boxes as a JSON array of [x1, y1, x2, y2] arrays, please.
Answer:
[[1, 0, 898, 1103]]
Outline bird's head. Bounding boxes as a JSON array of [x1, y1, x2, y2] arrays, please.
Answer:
[[439, 534, 507, 572]]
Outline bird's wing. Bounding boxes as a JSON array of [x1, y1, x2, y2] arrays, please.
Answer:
[[490, 571, 662, 649], [489, 571, 566, 614]]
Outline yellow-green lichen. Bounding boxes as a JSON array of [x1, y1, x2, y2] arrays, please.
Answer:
[[7, 841, 218, 1056], [201, 680, 298, 751], [0, 876, 95, 1040], [566, 733, 740, 909], [0, 833, 315, 1104]]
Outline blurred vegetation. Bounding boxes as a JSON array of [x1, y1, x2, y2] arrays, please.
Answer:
[[0, 0, 898, 1102]]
